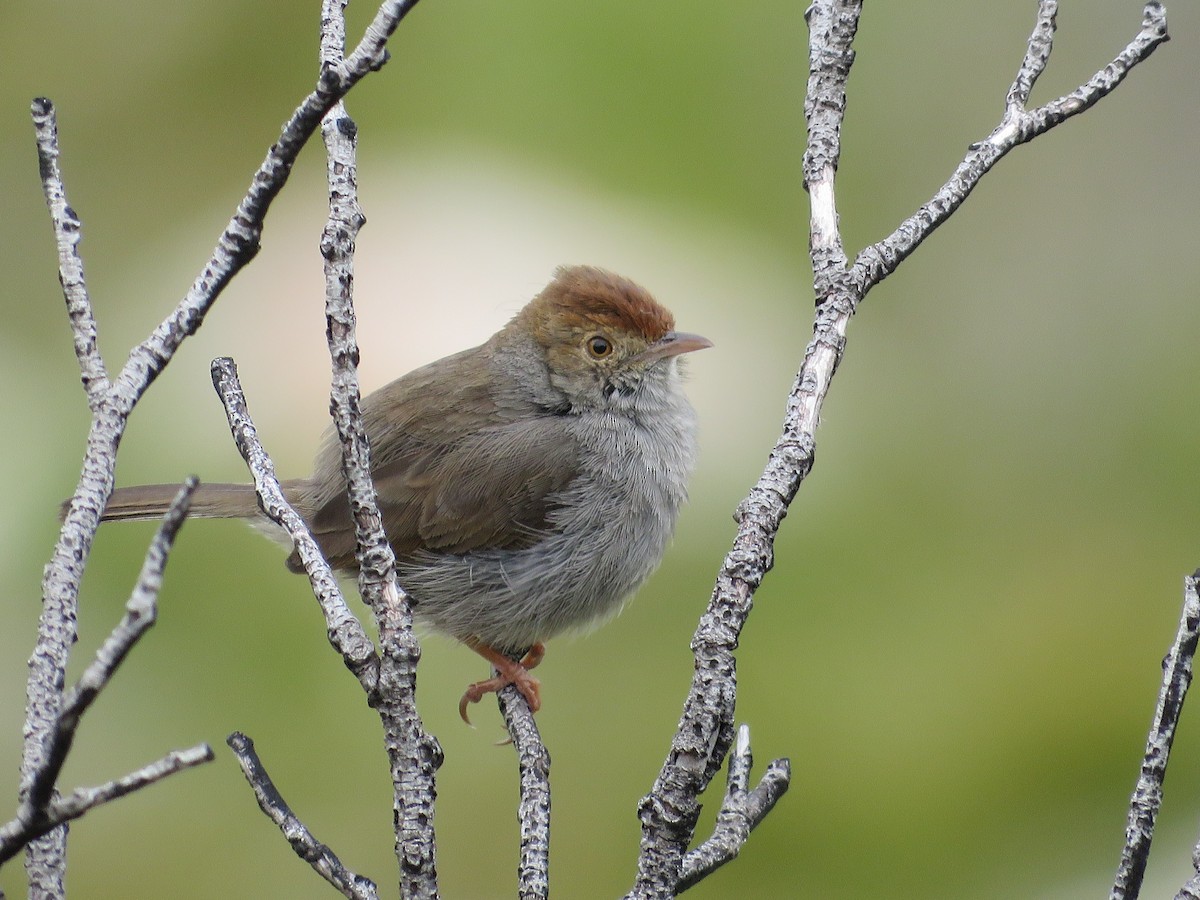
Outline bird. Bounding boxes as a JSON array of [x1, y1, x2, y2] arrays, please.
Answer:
[[95, 265, 711, 720]]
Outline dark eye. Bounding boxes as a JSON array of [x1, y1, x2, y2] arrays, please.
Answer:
[[587, 335, 612, 358]]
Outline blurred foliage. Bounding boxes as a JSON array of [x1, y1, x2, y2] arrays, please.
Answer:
[[2, 2, 1199, 898]]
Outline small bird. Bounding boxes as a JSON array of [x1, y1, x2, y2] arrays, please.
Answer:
[[97, 265, 711, 720]]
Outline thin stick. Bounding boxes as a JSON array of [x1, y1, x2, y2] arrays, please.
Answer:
[[228, 733, 378, 900], [0, 482, 208, 864], [29, 480, 197, 814], [31, 99, 107, 407], [676, 726, 791, 894], [1, 746, 214, 864], [851, 2, 1169, 290], [1111, 573, 1200, 899], [209, 357, 379, 688], [498, 685, 551, 899]]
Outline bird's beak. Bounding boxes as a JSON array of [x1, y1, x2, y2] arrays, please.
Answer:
[[634, 331, 714, 365]]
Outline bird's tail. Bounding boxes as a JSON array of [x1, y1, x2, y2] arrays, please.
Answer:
[[63, 482, 263, 523]]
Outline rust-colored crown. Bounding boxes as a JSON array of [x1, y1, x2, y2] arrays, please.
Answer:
[[530, 265, 674, 343]]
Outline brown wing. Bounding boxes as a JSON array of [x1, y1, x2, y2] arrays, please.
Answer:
[[301, 417, 579, 571], [289, 347, 579, 571]]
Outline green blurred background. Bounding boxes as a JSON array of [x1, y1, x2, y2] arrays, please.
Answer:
[[2, 2, 1199, 897]]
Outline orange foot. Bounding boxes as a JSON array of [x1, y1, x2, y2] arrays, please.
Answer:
[[459, 641, 545, 725]]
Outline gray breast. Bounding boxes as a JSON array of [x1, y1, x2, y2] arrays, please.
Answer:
[[398, 397, 698, 653]]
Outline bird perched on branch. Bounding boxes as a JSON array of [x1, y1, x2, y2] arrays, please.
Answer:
[[97, 265, 711, 721]]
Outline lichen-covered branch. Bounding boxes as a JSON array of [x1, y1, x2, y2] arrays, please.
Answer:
[[121, 0, 424, 409], [676, 726, 790, 894], [625, 3, 1170, 897], [31, 100, 107, 409], [4, 746, 214, 861], [209, 357, 379, 687], [2, 480, 212, 865], [210, 355, 443, 895], [1110, 572, 1199, 900], [227, 733, 378, 900], [22, 2, 420, 893], [850, 1, 1169, 292], [497, 685, 551, 899], [318, 3, 441, 894], [26, 98, 111, 892]]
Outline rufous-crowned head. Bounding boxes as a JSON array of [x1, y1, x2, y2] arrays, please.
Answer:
[[512, 265, 712, 410]]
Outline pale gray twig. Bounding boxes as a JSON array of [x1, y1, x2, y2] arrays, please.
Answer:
[[1111, 572, 1199, 900], [676, 725, 790, 894], [1006, 0, 1057, 110], [850, 0, 1169, 291], [30, 480, 196, 812], [208, 357, 379, 689], [1, 747, 214, 865], [31, 99, 107, 409], [52, 746, 211, 833], [497, 684, 551, 900], [1, 481, 208, 864], [626, 3, 1170, 896], [317, 2, 441, 892], [24, 1, 423, 891], [227, 732, 378, 900], [210, 355, 444, 894], [319, 54, 406, 637], [26, 98, 107, 892]]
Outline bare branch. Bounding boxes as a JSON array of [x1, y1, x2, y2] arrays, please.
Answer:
[[210, 355, 443, 900], [24, 4, 422, 889], [26, 98, 111, 890], [801, 0, 860, 276], [1, 745, 214, 864], [1, 481, 202, 864], [26, 480, 197, 817], [317, 45, 405, 645], [1111, 573, 1200, 900], [374, 634, 444, 900], [227, 733, 378, 900], [115, 0, 425, 414], [30, 99, 107, 408], [677, 726, 791, 894], [498, 685, 551, 900], [626, 3, 1170, 896], [53, 746, 214, 829], [320, 102, 405, 624], [211, 346, 442, 900], [318, 2, 440, 890], [208, 357, 379, 689], [851, 1, 1169, 292], [1005, 0, 1057, 110]]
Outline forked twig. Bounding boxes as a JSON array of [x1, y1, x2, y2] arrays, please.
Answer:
[[3, 482, 213, 864], [22, 0, 423, 891], [626, 3, 1169, 896]]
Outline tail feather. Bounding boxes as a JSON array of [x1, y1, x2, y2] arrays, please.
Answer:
[[69, 482, 263, 523]]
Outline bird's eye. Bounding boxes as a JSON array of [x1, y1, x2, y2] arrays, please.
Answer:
[[586, 335, 613, 358]]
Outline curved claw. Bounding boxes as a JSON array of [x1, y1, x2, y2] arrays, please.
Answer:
[[520, 642, 546, 670], [458, 642, 545, 725]]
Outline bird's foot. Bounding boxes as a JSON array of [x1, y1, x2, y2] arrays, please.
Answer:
[[459, 642, 545, 725]]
